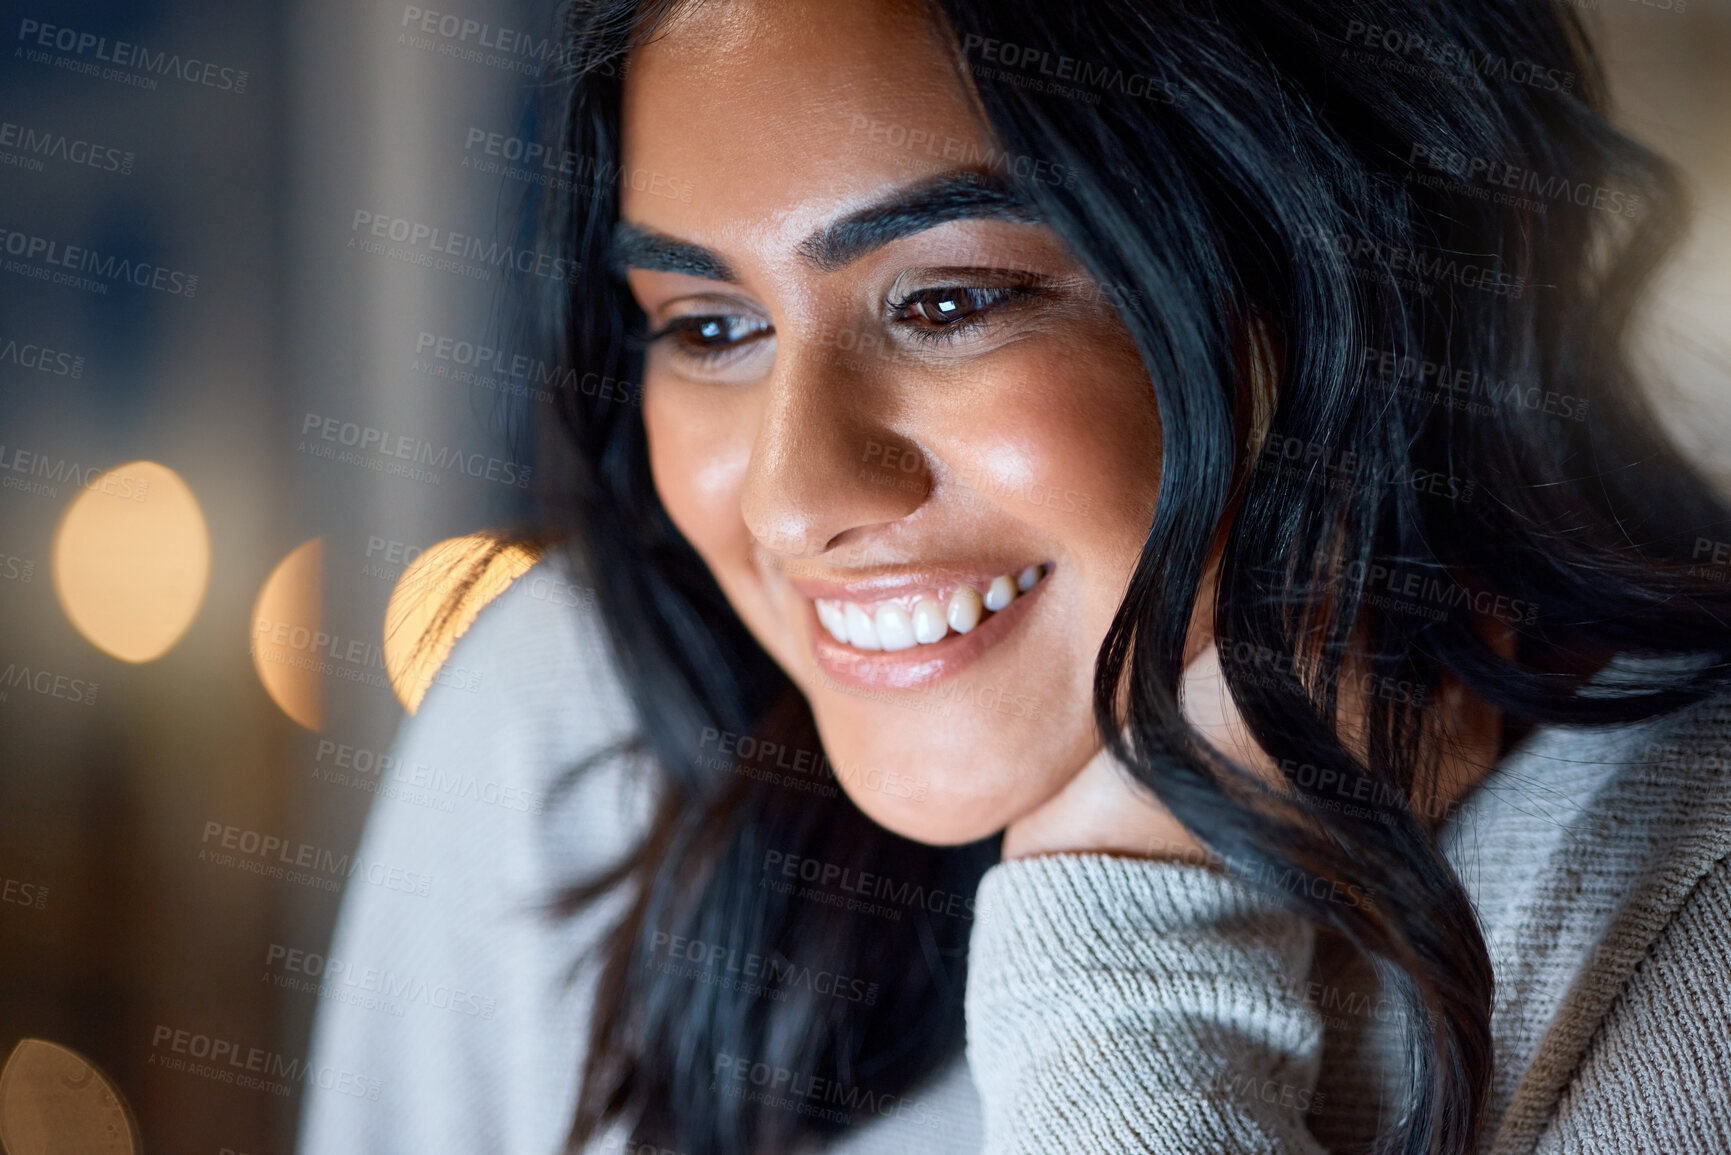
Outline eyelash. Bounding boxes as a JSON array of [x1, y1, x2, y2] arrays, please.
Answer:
[[639, 314, 770, 364], [884, 284, 1043, 345], [640, 282, 1045, 364]]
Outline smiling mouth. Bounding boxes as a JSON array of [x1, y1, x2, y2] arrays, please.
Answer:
[[796, 563, 1051, 691], [813, 563, 1049, 650]]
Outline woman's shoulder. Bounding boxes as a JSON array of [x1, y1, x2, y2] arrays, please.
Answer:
[[1447, 666, 1731, 859], [422, 548, 648, 846], [1443, 674, 1731, 1148], [1542, 852, 1731, 1153], [297, 554, 648, 1154], [415, 551, 630, 739]]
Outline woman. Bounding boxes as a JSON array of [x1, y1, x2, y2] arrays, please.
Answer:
[[301, 0, 1731, 1152]]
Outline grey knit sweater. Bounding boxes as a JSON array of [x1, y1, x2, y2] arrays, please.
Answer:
[[298, 562, 1731, 1153]]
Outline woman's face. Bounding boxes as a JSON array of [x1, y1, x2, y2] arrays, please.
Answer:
[[620, 0, 1162, 844]]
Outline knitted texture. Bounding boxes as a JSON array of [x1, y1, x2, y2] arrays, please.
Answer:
[[966, 855, 1326, 1153], [299, 570, 1731, 1154]]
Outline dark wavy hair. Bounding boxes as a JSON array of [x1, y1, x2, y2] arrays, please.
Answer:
[[502, 1, 1731, 1152]]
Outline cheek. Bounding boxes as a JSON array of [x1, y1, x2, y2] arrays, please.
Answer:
[[816, 337, 1159, 843], [1035, 345, 1158, 568], [937, 332, 1160, 557], [643, 382, 754, 563]]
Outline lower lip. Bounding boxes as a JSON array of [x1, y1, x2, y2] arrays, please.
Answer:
[[809, 578, 1049, 692]]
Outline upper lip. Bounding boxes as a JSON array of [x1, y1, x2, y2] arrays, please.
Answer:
[[782, 566, 1044, 604]]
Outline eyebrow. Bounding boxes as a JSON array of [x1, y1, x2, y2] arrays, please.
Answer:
[[609, 222, 739, 281], [608, 170, 1041, 283]]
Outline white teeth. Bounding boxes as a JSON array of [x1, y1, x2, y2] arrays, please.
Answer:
[[821, 566, 1044, 651], [912, 597, 948, 644], [874, 604, 917, 651], [844, 602, 881, 650], [816, 598, 849, 643], [946, 585, 983, 634]]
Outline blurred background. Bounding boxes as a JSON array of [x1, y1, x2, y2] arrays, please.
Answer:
[[0, 1, 1727, 1152]]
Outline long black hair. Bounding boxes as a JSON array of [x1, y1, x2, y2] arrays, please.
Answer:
[[510, 2, 1731, 1152]]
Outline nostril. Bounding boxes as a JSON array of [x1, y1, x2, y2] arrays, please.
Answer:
[[737, 373, 927, 556], [858, 437, 928, 478]]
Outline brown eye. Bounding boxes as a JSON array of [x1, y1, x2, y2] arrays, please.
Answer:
[[904, 288, 988, 326], [887, 283, 1042, 346], [646, 312, 773, 365], [669, 314, 769, 349]]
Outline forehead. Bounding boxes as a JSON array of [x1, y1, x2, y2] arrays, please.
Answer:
[[619, 0, 990, 254]]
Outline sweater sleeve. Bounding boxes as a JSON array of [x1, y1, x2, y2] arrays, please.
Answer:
[[1536, 855, 1731, 1155], [965, 854, 1330, 1153], [295, 569, 645, 1155]]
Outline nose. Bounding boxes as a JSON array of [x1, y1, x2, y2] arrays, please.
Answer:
[[738, 347, 927, 559]]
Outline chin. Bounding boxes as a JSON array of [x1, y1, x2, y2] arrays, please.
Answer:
[[845, 789, 1013, 846], [809, 702, 1084, 846]]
